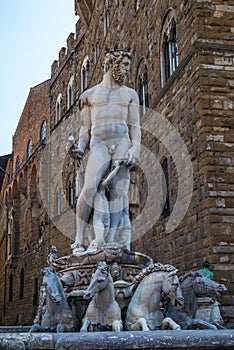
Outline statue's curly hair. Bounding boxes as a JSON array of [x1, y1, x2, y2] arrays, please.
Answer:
[[103, 49, 133, 73]]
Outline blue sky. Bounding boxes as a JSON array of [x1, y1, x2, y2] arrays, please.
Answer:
[[0, 0, 78, 155]]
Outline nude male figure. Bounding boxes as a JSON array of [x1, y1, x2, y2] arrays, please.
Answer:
[[71, 50, 141, 252]]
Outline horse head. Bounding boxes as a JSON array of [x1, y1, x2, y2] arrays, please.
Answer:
[[83, 261, 110, 300], [162, 269, 184, 307], [41, 266, 63, 304], [193, 272, 227, 297]]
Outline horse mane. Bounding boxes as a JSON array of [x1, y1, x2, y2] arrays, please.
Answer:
[[133, 262, 177, 285], [179, 270, 203, 283]]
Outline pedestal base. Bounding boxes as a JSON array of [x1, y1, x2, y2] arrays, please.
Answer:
[[1, 330, 234, 350]]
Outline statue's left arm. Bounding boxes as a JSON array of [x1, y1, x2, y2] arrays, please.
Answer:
[[126, 89, 141, 164]]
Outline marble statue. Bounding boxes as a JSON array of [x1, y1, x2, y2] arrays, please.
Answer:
[[47, 245, 59, 265], [70, 50, 141, 253], [165, 271, 227, 330], [30, 267, 77, 332], [80, 261, 123, 332], [125, 263, 184, 331]]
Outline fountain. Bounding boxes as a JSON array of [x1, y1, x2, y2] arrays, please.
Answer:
[[1, 50, 233, 350]]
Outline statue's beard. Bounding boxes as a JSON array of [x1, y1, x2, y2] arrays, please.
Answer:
[[112, 66, 126, 85]]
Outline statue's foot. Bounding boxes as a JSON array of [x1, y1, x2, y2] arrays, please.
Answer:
[[87, 239, 105, 252], [71, 242, 85, 254]]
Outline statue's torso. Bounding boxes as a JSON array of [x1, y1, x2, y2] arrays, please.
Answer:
[[85, 84, 133, 141]]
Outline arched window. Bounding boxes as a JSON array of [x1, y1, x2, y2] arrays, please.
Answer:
[[20, 268, 24, 300], [55, 93, 62, 123], [162, 158, 170, 217], [138, 68, 149, 117], [160, 10, 178, 86], [15, 155, 20, 174], [55, 188, 61, 216], [81, 56, 90, 92], [26, 139, 33, 160], [40, 120, 47, 144], [67, 76, 74, 109], [9, 273, 13, 302], [136, 59, 149, 117]]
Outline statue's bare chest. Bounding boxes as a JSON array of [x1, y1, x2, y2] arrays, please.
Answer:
[[89, 87, 131, 107]]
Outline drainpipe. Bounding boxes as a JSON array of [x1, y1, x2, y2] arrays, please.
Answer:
[[72, 49, 77, 241], [47, 92, 52, 254]]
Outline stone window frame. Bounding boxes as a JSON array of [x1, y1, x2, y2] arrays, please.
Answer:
[[26, 139, 33, 160], [160, 8, 179, 87], [67, 76, 75, 110], [136, 58, 149, 117], [40, 119, 47, 145], [55, 93, 63, 124], [81, 56, 90, 92], [15, 155, 20, 174]]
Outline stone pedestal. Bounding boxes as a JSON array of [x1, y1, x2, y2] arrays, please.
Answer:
[[1, 330, 234, 350], [196, 297, 224, 323]]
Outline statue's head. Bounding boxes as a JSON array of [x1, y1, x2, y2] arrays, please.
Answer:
[[103, 50, 133, 84]]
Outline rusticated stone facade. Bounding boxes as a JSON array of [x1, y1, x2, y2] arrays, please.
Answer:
[[0, 0, 233, 325], [0, 81, 52, 325]]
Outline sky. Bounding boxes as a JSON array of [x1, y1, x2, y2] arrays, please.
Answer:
[[0, 0, 78, 156]]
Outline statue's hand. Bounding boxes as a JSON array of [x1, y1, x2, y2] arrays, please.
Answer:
[[125, 146, 140, 165]]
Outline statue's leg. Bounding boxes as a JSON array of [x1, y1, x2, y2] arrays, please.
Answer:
[[112, 320, 123, 332], [126, 317, 150, 331], [108, 163, 130, 244], [193, 319, 217, 329], [73, 145, 111, 250], [118, 209, 131, 249], [161, 317, 181, 330], [134, 318, 150, 331], [80, 318, 90, 332], [88, 189, 110, 250]]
